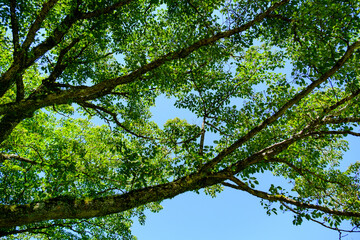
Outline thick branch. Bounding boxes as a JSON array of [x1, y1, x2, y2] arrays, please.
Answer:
[[0, 171, 221, 228], [0, 0, 290, 118], [0, 54, 71, 143]]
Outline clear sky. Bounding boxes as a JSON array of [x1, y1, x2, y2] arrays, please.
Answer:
[[129, 96, 360, 240]]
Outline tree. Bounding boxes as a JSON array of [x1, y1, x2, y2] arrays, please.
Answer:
[[0, 0, 359, 238]]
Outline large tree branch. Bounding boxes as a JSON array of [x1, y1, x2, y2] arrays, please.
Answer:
[[0, 170, 222, 228], [8, 0, 25, 102], [0, 0, 289, 117], [15, 74, 24, 102], [0, 47, 75, 143]]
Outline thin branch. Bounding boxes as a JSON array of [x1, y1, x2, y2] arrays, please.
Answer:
[[204, 120, 232, 137], [308, 130, 360, 137], [78, 101, 157, 140], [0, 220, 88, 237], [25, 0, 132, 69], [266, 14, 293, 22], [51, 83, 88, 89], [109, 91, 129, 97], [185, 0, 216, 34], [52, 105, 72, 118], [281, 202, 360, 234], [73, 52, 114, 64], [175, 131, 202, 145], [269, 157, 350, 188], [55, 37, 82, 67], [224, 176, 360, 218], [322, 116, 360, 125], [218, 88, 360, 176], [96, 187, 123, 195], [320, 87, 360, 118]]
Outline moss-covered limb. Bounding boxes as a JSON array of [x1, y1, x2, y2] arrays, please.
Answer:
[[0, 171, 221, 229]]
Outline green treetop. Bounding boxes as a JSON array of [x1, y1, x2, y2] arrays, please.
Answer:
[[0, 0, 360, 239]]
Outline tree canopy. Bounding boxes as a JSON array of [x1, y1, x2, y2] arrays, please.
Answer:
[[0, 0, 360, 239]]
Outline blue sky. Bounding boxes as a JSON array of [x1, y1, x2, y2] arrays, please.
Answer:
[[129, 96, 360, 240]]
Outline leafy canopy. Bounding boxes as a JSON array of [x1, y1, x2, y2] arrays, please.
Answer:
[[0, 0, 360, 239]]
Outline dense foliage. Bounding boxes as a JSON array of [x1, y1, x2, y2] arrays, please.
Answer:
[[0, 0, 360, 238]]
